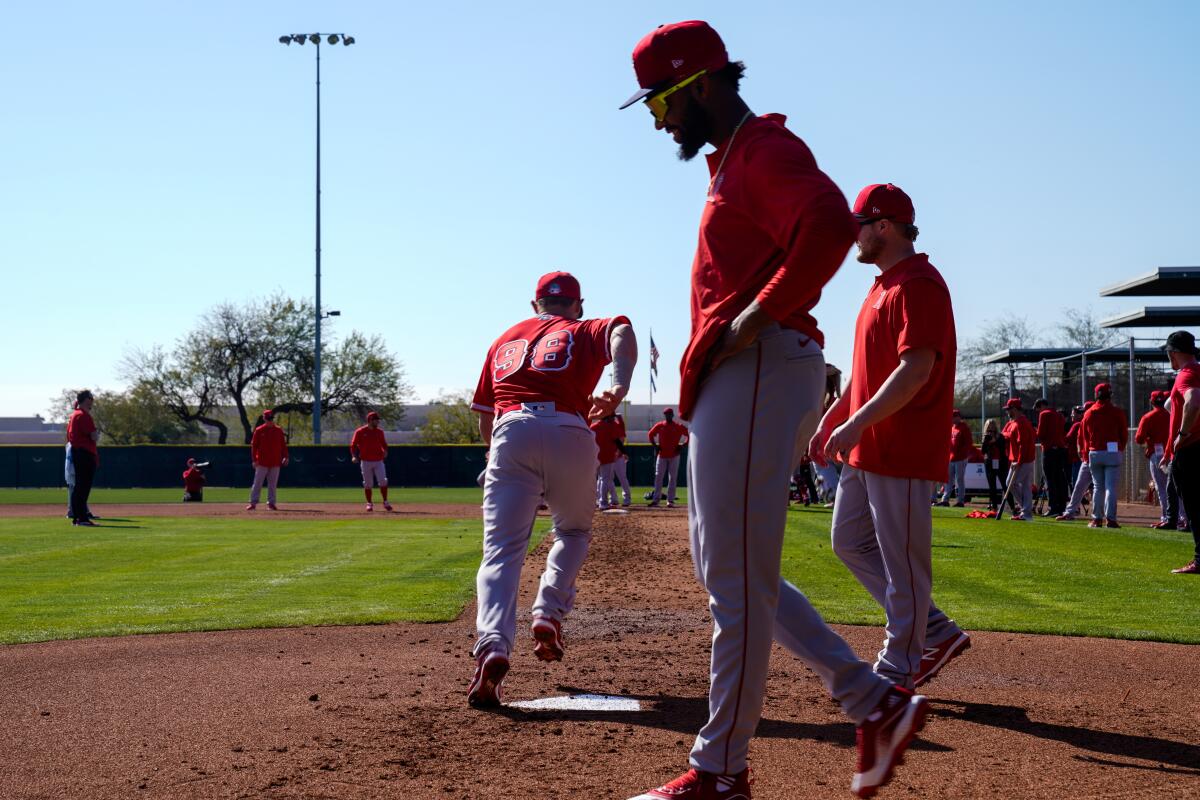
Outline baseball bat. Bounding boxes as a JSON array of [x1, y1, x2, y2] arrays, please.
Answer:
[[995, 466, 1019, 521]]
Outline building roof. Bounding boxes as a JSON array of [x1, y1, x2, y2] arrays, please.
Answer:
[[1099, 306, 1200, 329], [982, 347, 1169, 365], [1099, 267, 1200, 298]]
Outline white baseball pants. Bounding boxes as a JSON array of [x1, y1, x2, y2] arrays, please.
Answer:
[[249, 466, 280, 505], [831, 465, 963, 689], [474, 406, 597, 658], [360, 459, 388, 488], [687, 328, 891, 776], [609, 456, 631, 505], [1065, 461, 1093, 516], [652, 454, 681, 502], [1007, 462, 1035, 520], [596, 461, 616, 509], [1149, 452, 1169, 521]]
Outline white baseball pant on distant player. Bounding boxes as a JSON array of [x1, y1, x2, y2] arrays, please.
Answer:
[[1088, 451, 1122, 521], [1149, 452, 1169, 521], [1064, 461, 1093, 516], [609, 455, 631, 505], [686, 327, 892, 776], [474, 405, 598, 658], [360, 459, 388, 488], [1007, 462, 1035, 519], [831, 465, 965, 689], [596, 462, 616, 509], [250, 465, 280, 505], [652, 454, 681, 503]]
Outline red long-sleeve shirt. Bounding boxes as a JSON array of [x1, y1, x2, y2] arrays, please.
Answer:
[[1134, 407, 1170, 458], [251, 423, 289, 467], [1003, 415, 1036, 464], [350, 425, 388, 462], [1036, 409, 1067, 448], [949, 422, 974, 461], [1080, 401, 1128, 453]]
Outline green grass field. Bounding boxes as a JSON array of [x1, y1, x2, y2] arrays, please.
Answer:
[[1, 491, 1195, 646], [782, 506, 1200, 644]]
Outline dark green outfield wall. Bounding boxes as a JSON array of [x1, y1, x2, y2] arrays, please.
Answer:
[[0, 445, 685, 489]]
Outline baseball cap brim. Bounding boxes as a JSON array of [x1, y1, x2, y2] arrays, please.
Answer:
[[619, 86, 654, 110]]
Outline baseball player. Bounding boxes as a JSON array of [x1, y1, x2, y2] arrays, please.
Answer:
[[620, 23, 926, 800], [182, 458, 206, 502], [67, 390, 100, 527], [351, 411, 392, 512], [1034, 399, 1070, 516], [1079, 383, 1128, 528], [1057, 402, 1094, 521], [646, 408, 688, 507], [246, 409, 288, 511], [591, 413, 624, 510], [1162, 330, 1200, 574], [1002, 398, 1037, 520], [938, 409, 972, 506], [1135, 391, 1170, 525], [610, 412, 633, 507], [811, 184, 971, 704], [466, 271, 636, 708]]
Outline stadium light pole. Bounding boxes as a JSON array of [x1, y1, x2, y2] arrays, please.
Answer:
[[278, 32, 355, 444]]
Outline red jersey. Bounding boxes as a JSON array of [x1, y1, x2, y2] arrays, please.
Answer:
[[1003, 415, 1037, 464], [1080, 400, 1128, 454], [183, 467, 206, 493], [590, 419, 623, 465], [648, 420, 689, 458], [351, 425, 388, 462], [251, 423, 289, 467], [679, 114, 856, 420], [1134, 407, 1170, 458], [1165, 362, 1200, 459], [846, 255, 957, 483], [472, 314, 630, 419], [950, 421, 973, 461], [1066, 421, 1083, 463], [613, 414, 627, 440], [67, 409, 98, 457], [1036, 409, 1067, 449]]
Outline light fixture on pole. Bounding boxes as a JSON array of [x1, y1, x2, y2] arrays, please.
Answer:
[[278, 31, 355, 445]]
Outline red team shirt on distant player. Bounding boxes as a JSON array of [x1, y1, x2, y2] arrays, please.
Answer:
[[679, 114, 857, 419], [949, 421, 973, 461], [590, 419, 623, 465], [251, 424, 288, 467], [1135, 407, 1169, 457], [1003, 415, 1037, 464], [648, 420, 689, 458], [847, 254, 956, 483], [67, 409, 98, 457], [472, 314, 630, 419], [1165, 363, 1200, 460], [1036, 409, 1067, 449], [350, 426, 388, 462], [1080, 401, 1128, 453]]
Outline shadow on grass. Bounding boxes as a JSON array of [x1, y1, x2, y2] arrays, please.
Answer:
[[935, 699, 1200, 773], [488, 686, 950, 752]]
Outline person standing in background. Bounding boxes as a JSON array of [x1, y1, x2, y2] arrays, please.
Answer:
[[66, 390, 100, 527], [1160, 331, 1200, 574], [610, 411, 632, 507], [938, 409, 972, 507], [1034, 399, 1069, 517], [979, 418, 1008, 512], [1002, 398, 1036, 521], [247, 409, 289, 511], [1136, 391, 1171, 526], [1058, 403, 1094, 522], [351, 411, 392, 512], [1079, 383, 1128, 528], [647, 408, 689, 508], [591, 412, 624, 510]]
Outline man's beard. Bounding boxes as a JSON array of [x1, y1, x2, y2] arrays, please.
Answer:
[[675, 96, 713, 161], [855, 238, 882, 264]]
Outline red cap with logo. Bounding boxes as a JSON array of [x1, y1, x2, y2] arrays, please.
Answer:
[[663, 407, 675, 415], [852, 183, 916, 224], [619, 21, 730, 109], [1005, 398, 1023, 410], [262, 409, 274, 421], [1094, 383, 1112, 397], [535, 271, 581, 300]]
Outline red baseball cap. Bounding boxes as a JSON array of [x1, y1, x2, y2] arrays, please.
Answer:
[[366, 411, 380, 421], [852, 183, 916, 225], [1005, 398, 1022, 410], [663, 407, 675, 415], [187, 457, 196, 465], [619, 21, 729, 110], [1094, 383, 1112, 397], [262, 409, 274, 420], [535, 271, 581, 300]]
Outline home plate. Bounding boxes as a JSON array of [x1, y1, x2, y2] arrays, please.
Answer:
[[509, 693, 642, 712], [601, 508, 630, 515]]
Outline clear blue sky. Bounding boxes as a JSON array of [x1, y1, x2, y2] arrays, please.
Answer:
[[3, 1, 1198, 417]]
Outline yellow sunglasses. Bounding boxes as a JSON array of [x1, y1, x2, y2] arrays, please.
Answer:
[[644, 70, 707, 122]]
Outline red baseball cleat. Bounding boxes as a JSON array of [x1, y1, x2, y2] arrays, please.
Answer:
[[268, 503, 278, 511], [1171, 560, 1198, 574], [914, 632, 971, 687], [531, 616, 564, 662], [627, 768, 751, 800], [466, 646, 509, 709], [245, 503, 256, 511], [365, 502, 374, 512], [852, 687, 929, 798], [383, 502, 394, 512]]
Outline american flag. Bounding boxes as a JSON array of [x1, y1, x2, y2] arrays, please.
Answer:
[[649, 334, 660, 375]]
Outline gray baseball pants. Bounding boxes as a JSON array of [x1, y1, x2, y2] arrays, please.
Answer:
[[474, 406, 597, 658], [652, 454, 681, 502], [1065, 461, 1093, 516], [831, 465, 963, 689], [610, 456, 631, 505], [249, 466, 280, 505], [1007, 462, 1035, 520], [596, 461, 616, 509], [1149, 452, 1169, 521], [687, 328, 891, 776]]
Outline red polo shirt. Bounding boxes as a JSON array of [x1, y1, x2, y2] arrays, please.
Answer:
[[251, 423, 289, 468], [591, 418, 623, 465], [67, 409, 98, 459], [1080, 400, 1128, 453], [678, 114, 856, 420], [351, 425, 388, 462], [1135, 407, 1170, 458], [1066, 421, 1083, 463], [648, 420, 689, 458], [1036, 408, 1067, 448], [1165, 362, 1200, 459], [1003, 415, 1037, 464], [846, 254, 957, 482]]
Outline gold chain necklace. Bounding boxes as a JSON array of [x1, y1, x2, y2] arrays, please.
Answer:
[[707, 110, 754, 200]]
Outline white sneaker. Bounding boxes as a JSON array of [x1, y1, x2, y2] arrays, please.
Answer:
[[366, 503, 374, 512]]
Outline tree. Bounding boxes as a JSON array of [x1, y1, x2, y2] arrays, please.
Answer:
[[957, 314, 1042, 389], [121, 345, 230, 443], [48, 387, 204, 444], [420, 391, 483, 444], [1055, 307, 1122, 352]]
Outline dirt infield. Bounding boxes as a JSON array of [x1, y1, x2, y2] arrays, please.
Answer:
[[1, 509, 1197, 799], [0, 502, 483, 520]]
